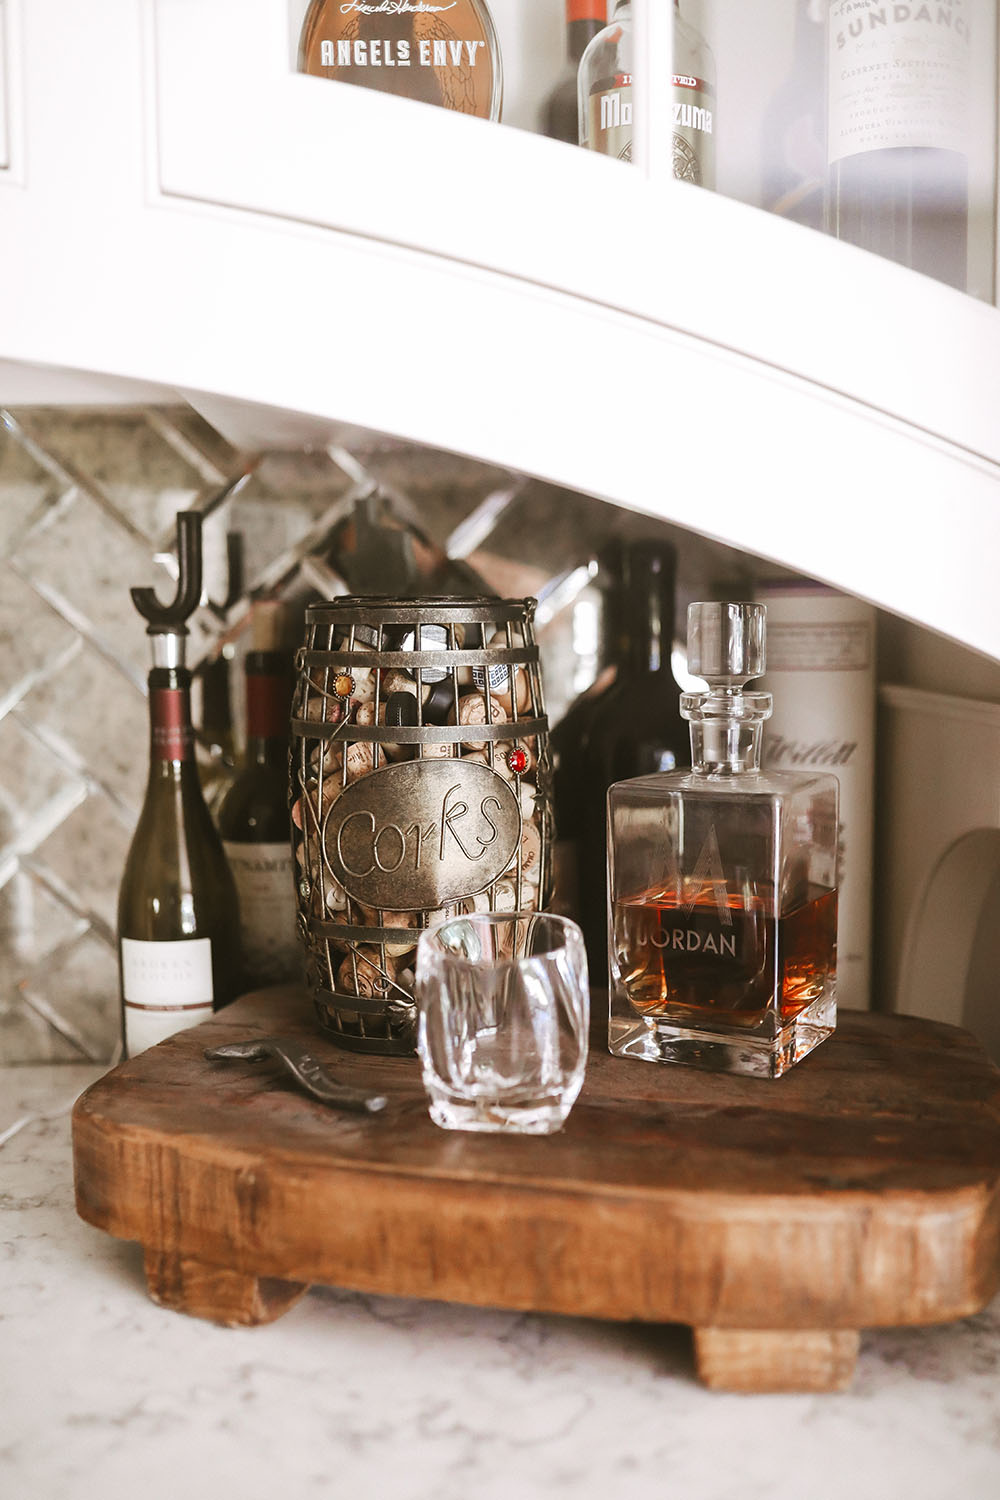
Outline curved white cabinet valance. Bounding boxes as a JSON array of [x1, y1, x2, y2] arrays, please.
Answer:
[[0, 0, 998, 661]]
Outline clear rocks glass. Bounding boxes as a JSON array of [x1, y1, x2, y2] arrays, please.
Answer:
[[415, 912, 589, 1134]]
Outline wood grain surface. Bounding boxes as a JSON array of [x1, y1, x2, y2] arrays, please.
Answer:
[[72, 986, 1000, 1391]]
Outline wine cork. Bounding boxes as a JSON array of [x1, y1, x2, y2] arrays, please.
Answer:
[[424, 904, 464, 928], [324, 876, 348, 913], [344, 739, 375, 782], [381, 669, 428, 704], [307, 740, 336, 776], [517, 779, 538, 820], [300, 682, 348, 725], [495, 739, 538, 777], [518, 820, 542, 880], [520, 883, 541, 914], [491, 878, 519, 912], [357, 904, 418, 958], [452, 693, 508, 751], [336, 945, 397, 999], [473, 634, 531, 714], [346, 665, 377, 705], [420, 741, 457, 760]]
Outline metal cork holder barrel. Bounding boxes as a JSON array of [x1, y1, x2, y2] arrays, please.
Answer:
[[291, 596, 554, 1054]]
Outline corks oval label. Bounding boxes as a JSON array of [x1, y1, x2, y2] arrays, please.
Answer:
[[322, 758, 521, 911]]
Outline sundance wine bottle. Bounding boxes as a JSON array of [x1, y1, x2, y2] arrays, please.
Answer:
[[119, 625, 241, 1059], [218, 607, 301, 988], [826, 0, 976, 289], [576, 539, 688, 972]]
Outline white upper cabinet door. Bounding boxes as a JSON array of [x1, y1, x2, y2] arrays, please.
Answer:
[[0, 0, 998, 659], [0, 0, 24, 179]]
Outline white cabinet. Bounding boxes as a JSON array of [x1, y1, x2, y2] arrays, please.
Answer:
[[0, 0, 999, 661], [1, 0, 999, 1040]]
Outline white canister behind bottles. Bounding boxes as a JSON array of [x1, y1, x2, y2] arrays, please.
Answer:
[[757, 582, 876, 1012]]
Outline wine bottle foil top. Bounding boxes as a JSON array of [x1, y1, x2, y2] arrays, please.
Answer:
[[472, 663, 513, 693], [398, 625, 451, 682], [334, 624, 381, 649], [385, 691, 419, 729], [687, 602, 765, 683]]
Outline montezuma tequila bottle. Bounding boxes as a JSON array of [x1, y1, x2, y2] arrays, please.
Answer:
[[578, 0, 716, 186], [607, 602, 838, 1078], [299, 0, 502, 121]]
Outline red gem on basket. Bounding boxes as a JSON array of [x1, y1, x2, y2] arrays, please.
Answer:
[[507, 747, 529, 775], [333, 673, 356, 699]]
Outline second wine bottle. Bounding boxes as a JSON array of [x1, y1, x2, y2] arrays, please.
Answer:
[[572, 538, 688, 973], [218, 606, 302, 989]]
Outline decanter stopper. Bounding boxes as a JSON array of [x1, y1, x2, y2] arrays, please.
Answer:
[[687, 602, 765, 686]]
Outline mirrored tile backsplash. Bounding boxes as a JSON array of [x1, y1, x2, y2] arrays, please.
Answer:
[[0, 404, 746, 1063]]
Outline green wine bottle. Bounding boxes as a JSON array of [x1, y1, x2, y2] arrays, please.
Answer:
[[119, 634, 241, 1057], [218, 614, 300, 988], [118, 511, 241, 1058]]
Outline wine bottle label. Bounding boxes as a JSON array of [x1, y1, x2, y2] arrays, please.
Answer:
[[121, 936, 214, 1056], [150, 688, 195, 762], [586, 72, 715, 184], [827, 0, 972, 163], [758, 586, 876, 1013], [224, 841, 301, 984], [299, 0, 501, 120], [246, 674, 292, 740]]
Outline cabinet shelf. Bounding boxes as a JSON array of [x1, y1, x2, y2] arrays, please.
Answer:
[[1, 0, 998, 659]]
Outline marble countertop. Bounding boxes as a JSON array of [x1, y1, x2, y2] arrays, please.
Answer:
[[3, 1064, 1000, 1500]]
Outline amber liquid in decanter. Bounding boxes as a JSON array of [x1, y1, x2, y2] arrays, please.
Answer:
[[613, 882, 837, 1029]]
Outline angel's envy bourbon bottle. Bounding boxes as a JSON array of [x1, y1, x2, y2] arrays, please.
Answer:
[[299, 0, 502, 121], [607, 602, 838, 1078]]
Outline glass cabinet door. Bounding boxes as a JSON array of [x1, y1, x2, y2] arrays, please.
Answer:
[[290, 0, 999, 302]]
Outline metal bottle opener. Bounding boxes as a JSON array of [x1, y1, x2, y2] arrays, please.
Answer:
[[204, 1037, 389, 1114]]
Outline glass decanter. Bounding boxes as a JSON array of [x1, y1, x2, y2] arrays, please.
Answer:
[[607, 602, 838, 1079]]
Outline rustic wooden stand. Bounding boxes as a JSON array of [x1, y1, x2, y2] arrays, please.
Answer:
[[72, 986, 1000, 1393]]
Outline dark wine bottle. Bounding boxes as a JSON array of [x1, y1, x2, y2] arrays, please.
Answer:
[[218, 606, 300, 988], [119, 636, 241, 1059], [576, 539, 687, 973], [195, 648, 238, 816], [550, 538, 626, 919], [826, 1, 973, 290], [542, 0, 608, 145], [760, 0, 825, 229]]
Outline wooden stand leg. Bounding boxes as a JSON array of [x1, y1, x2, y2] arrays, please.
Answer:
[[143, 1248, 309, 1327], [693, 1327, 859, 1393]]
